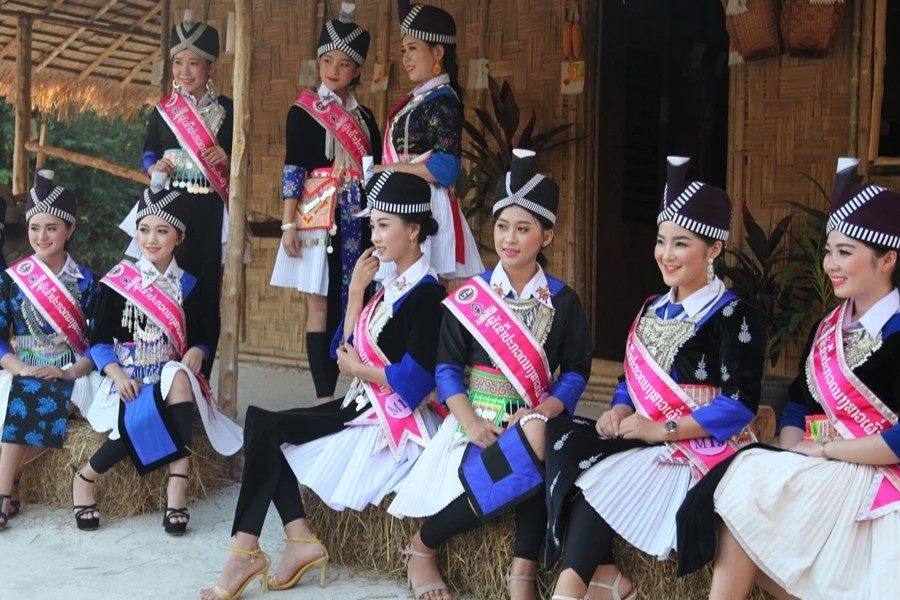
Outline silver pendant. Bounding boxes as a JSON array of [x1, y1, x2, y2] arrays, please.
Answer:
[[326, 245, 333, 254], [329, 225, 338, 235]]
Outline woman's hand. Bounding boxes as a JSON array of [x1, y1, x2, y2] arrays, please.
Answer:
[[462, 416, 504, 448], [201, 146, 229, 167], [596, 405, 635, 438], [789, 440, 827, 459], [618, 413, 666, 443], [18, 365, 66, 380], [114, 376, 141, 401], [349, 247, 379, 296], [182, 347, 205, 376], [148, 157, 175, 177], [336, 343, 362, 377], [281, 227, 301, 258]]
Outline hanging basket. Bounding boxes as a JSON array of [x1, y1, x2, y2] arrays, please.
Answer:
[[780, 0, 846, 57], [722, 0, 782, 62]]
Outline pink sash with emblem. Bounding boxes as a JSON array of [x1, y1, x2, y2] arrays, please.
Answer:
[[624, 300, 755, 476], [100, 261, 188, 356], [7, 256, 89, 355], [443, 277, 551, 408], [351, 288, 432, 461], [156, 92, 230, 202], [294, 90, 371, 169], [808, 301, 900, 519]]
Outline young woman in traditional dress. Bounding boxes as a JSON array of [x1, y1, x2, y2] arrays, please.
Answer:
[[71, 172, 242, 534], [544, 156, 765, 600], [200, 171, 445, 600], [388, 150, 593, 600], [0, 171, 107, 529], [270, 4, 382, 403], [373, 2, 483, 281], [676, 158, 900, 600], [128, 12, 231, 378]]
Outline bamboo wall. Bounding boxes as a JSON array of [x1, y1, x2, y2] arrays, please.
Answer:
[[170, 0, 587, 366]]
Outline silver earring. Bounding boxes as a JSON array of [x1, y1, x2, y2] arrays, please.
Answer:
[[206, 78, 215, 95], [172, 79, 181, 91], [707, 258, 715, 284]]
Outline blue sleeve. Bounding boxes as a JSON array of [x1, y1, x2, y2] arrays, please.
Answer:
[[0, 340, 11, 359], [692, 394, 757, 442], [282, 165, 306, 200], [193, 344, 209, 359], [779, 401, 808, 431], [424, 152, 461, 188], [89, 343, 118, 373], [329, 321, 350, 359], [385, 353, 436, 412], [881, 424, 900, 461], [550, 371, 588, 415], [142, 150, 161, 173], [610, 381, 635, 410], [436, 363, 466, 404]]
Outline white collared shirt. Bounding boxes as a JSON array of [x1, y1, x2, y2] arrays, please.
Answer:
[[489, 264, 553, 308], [845, 288, 900, 338], [137, 255, 182, 290], [32, 253, 84, 282], [382, 254, 435, 306], [650, 277, 725, 321], [410, 74, 451, 98], [316, 83, 359, 112]]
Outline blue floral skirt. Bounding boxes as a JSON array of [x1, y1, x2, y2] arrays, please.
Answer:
[[1, 376, 74, 448]]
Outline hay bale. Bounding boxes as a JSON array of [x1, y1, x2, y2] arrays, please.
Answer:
[[303, 493, 772, 600], [13, 419, 235, 518]]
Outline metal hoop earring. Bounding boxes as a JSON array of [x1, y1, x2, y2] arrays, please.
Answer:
[[206, 78, 214, 95], [707, 258, 715, 284], [172, 79, 181, 91]]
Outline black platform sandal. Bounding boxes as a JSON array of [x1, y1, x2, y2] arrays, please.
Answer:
[[71, 469, 100, 531], [163, 473, 190, 536], [7, 479, 20, 519], [0, 494, 10, 530]]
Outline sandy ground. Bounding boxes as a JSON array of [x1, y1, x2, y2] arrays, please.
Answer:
[[4, 362, 605, 599]]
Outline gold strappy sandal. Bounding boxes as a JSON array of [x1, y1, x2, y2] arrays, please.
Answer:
[[266, 535, 329, 591], [206, 546, 270, 600]]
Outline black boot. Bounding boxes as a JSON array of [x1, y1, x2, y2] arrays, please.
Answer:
[[306, 331, 339, 399]]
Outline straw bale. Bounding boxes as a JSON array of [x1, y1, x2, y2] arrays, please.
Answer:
[[13, 419, 236, 518]]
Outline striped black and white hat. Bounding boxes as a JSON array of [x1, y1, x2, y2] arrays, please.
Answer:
[[170, 11, 219, 61], [400, 3, 457, 45], [362, 171, 432, 216], [26, 170, 77, 224], [656, 156, 732, 242], [827, 157, 900, 249], [317, 3, 370, 65], [136, 171, 188, 233], [492, 149, 559, 228]]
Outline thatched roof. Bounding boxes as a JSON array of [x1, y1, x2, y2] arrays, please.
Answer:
[[0, 0, 162, 118]]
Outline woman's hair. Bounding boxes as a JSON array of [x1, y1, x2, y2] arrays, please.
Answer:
[[429, 43, 464, 107], [493, 206, 552, 269], [868, 242, 900, 288], [401, 214, 439, 244]]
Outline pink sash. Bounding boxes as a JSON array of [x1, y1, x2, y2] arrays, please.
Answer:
[[156, 92, 230, 201], [808, 301, 900, 519], [294, 90, 371, 169], [443, 277, 551, 407], [624, 300, 754, 476], [7, 256, 89, 355], [100, 261, 188, 356], [351, 288, 431, 461]]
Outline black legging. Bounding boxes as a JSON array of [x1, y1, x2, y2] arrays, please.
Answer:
[[559, 493, 616, 585], [89, 402, 194, 473], [420, 491, 548, 562]]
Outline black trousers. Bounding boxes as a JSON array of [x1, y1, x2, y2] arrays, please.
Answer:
[[558, 493, 616, 585]]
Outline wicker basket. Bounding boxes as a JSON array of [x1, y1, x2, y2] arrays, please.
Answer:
[[780, 0, 846, 57], [722, 0, 782, 62]]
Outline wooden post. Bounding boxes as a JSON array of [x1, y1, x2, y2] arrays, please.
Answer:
[[12, 16, 31, 195], [160, 0, 171, 98], [376, 0, 392, 125], [35, 122, 48, 170], [218, 0, 251, 418]]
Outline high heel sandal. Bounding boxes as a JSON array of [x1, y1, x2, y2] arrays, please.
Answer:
[[266, 535, 329, 591], [587, 573, 636, 600], [0, 494, 10, 530], [163, 473, 190, 535], [7, 479, 20, 519], [402, 544, 450, 600], [208, 546, 270, 600], [71, 468, 100, 531]]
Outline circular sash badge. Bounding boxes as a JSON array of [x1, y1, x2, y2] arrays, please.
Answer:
[[384, 395, 413, 419], [689, 436, 728, 456], [455, 285, 477, 304], [16, 261, 33, 275], [109, 264, 125, 277]]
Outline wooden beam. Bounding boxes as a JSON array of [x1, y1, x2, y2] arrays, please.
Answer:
[[34, 0, 119, 74], [12, 15, 31, 196], [218, 0, 252, 418], [24, 141, 147, 185], [159, 0, 170, 97], [122, 48, 158, 85], [0, 9, 159, 47], [0, 0, 65, 63], [77, 3, 160, 81]]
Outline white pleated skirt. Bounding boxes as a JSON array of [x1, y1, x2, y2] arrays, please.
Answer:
[[0, 369, 112, 438], [576, 445, 694, 559], [282, 407, 442, 512], [388, 413, 468, 518], [715, 448, 900, 600], [269, 232, 329, 296], [376, 185, 483, 281]]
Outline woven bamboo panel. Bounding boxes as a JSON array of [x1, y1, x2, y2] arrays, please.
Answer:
[[170, 0, 585, 362]]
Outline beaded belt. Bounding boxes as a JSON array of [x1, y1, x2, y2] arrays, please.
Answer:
[[455, 365, 526, 441]]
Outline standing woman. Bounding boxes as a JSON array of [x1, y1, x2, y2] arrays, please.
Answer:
[[374, 2, 483, 281], [545, 157, 764, 600], [0, 171, 108, 529], [72, 173, 242, 534], [678, 158, 900, 600], [200, 171, 444, 600], [270, 3, 382, 403], [389, 150, 593, 600], [127, 12, 232, 378]]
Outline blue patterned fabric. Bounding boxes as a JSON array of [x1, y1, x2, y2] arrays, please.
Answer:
[[282, 165, 306, 200], [1, 376, 74, 448], [339, 181, 364, 311], [385, 353, 435, 412]]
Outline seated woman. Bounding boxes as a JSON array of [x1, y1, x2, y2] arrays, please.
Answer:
[[71, 171, 242, 533], [544, 156, 764, 600], [200, 171, 445, 600], [0, 170, 107, 529], [677, 158, 900, 600], [388, 150, 593, 600]]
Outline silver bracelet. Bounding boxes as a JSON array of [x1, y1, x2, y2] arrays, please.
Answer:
[[280, 222, 296, 231]]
